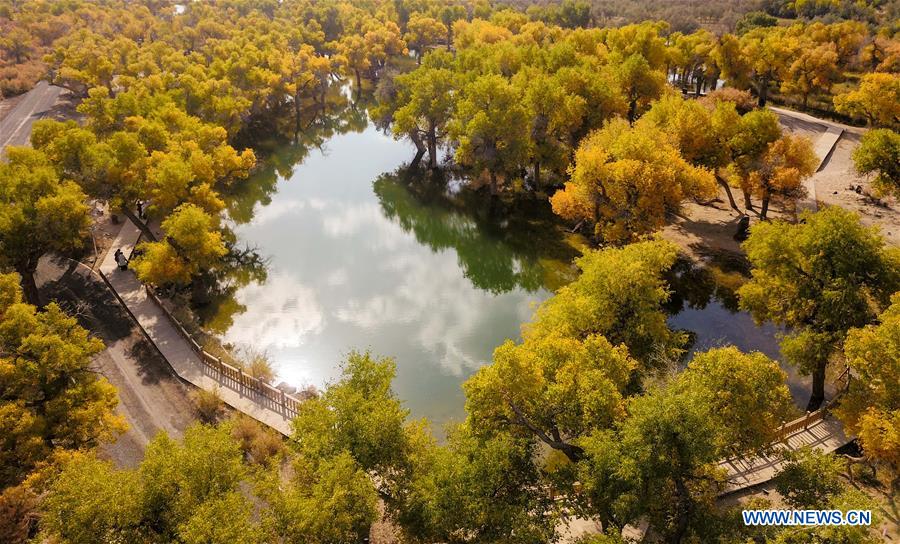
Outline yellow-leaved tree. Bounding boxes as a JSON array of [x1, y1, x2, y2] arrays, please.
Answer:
[[836, 294, 900, 483], [550, 119, 716, 243], [0, 147, 92, 306], [0, 273, 124, 489], [834, 72, 900, 129], [130, 203, 227, 286], [729, 132, 818, 219]]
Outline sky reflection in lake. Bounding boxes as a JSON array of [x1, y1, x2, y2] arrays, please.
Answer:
[[221, 125, 552, 426], [219, 121, 808, 427]]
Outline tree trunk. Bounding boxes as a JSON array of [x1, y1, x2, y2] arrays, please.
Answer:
[[354, 69, 361, 92], [533, 160, 541, 189], [757, 75, 769, 107], [716, 175, 741, 212], [508, 402, 585, 463], [489, 171, 498, 196], [409, 131, 426, 167], [760, 193, 770, 220], [627, 98, 638, 124], [743, 189, 753, 210], [426, 123, 438, 169], [16, 265, 41, 308], [807, 360, 827, 411], [294, 92, 303, 138], [670, 476, 693, 544]]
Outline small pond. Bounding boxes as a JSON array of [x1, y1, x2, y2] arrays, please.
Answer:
[[206, 113, 809, 428]]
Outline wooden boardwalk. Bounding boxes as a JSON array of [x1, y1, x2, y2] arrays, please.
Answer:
[[719, 413, 849, 494], [619, 411, 850, 541], [98, 219, 297, 435]]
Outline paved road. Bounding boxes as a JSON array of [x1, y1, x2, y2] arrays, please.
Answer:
[[37, 257, 196, 467], [771, 105, 866, 136], [5, 81, 197, 467], [0, 80, 64, 156]]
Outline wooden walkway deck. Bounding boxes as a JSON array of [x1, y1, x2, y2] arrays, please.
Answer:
[[98, 219, 296, 435], [719, 413, 849, 494], [619, 411, 851, 541]]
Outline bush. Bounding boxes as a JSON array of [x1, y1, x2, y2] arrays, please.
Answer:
[[230, 415, 285, 465], [296, 384, 320, 401], [237, 347, 275, 384], [735, 11, 777, 35], [700, 88, 756, 114], [0, 485, 39, 544], [192, 388, 224, 424], [0, 61, 44, 98]]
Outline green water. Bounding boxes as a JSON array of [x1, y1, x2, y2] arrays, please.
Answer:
[[210, 118, 807, 427], [214, 124, 582, 426]]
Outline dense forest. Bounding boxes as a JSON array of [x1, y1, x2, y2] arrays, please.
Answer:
[[0, 0, 898, 543]]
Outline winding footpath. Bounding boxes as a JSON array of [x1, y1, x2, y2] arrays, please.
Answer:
[[98, 219, 295, 435]]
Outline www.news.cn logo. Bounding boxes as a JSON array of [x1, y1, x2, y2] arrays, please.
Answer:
[[742, 509, 872, 526]]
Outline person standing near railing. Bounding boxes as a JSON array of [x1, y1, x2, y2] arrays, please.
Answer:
[[114, 248, 129, 271]]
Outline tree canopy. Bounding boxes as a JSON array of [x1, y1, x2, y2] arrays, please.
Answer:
[[0, 272, 123, 489], [550, 119, 716, 242], [853, 128, 900, 198], [739, 207, 900, 409], [0, 147, 91, 305], [836, 295, 900, 478]]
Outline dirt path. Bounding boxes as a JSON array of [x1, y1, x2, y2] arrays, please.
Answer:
[[662, 107, 898, 262], [813, 133, 900, 246], [37, 257, 196, 467]]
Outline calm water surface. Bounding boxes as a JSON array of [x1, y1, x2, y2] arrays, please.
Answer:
[[214, 121, 808, 427]]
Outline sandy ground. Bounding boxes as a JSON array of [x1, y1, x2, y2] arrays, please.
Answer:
[[662, 112, 899, 263], [814, 133, 900, 246]]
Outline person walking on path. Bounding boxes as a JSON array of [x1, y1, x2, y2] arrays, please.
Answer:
[[114, 248, 129, 271]]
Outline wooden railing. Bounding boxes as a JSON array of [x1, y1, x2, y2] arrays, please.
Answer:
[[774, 367, 851, 442], [144, 285, 303, 419], [720, 367, 852, 471]]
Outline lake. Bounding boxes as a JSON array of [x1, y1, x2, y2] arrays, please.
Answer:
[[210, 118, 809, 428]]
